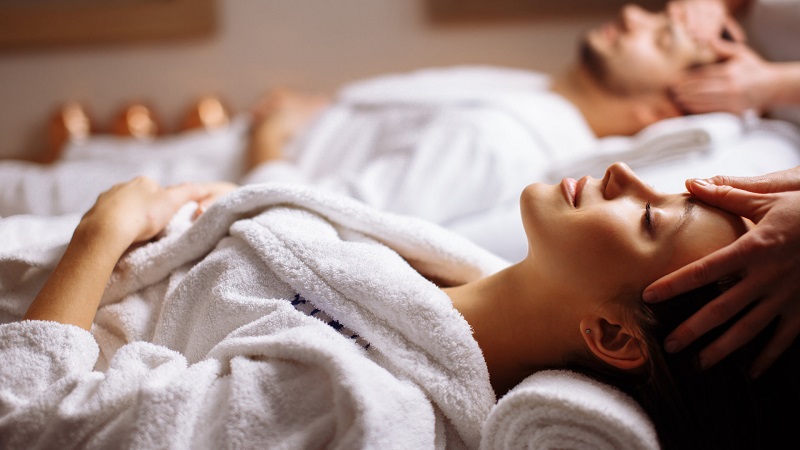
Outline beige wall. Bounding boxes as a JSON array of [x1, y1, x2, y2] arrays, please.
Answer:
[[0, 0, 605, 159]]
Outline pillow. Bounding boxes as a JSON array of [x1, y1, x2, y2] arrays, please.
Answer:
[[481, 370, 659, 450]]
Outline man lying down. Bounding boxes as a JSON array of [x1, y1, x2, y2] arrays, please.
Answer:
[[0, 2, 742, 265], [0, 164, 777, 449]]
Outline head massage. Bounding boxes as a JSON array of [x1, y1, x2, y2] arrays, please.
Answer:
[[554, 2, 731, 137], [448, 161, 758, 447], [581, 4, 721, 96]]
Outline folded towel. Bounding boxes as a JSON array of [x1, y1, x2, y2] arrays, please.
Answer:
[[481, 370, 659, 450], [546, 112, 745, 182]]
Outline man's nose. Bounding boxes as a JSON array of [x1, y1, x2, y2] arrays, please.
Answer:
[[621, 4, 650, 32]]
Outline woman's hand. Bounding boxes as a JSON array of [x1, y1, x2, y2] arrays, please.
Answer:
[[23, 177, 210, 330], [643, 168, 800, 378], [672, 39, 778, 115], [193, 181, 239, 219], [82, 177, 211, 247]]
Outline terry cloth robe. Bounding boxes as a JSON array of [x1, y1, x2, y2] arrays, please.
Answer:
[[0, 182, 508, 450]]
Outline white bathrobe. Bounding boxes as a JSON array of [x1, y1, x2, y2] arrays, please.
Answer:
[[0, 183, 509, 449]]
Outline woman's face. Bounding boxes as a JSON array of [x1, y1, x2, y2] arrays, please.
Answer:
[[521, 163, 745, 301]]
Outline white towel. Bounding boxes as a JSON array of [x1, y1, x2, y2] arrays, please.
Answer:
[[480, 370, 659, 450], [545, 112, 745, 182]]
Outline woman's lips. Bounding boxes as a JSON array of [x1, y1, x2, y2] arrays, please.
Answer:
[[575, 176, 589, 207], [561, 178, 577, 206]]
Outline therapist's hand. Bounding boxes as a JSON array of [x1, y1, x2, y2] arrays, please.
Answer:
[[643, 167, 800, 378], [667, 0, 746, 44], [672, 39, 778, 115]]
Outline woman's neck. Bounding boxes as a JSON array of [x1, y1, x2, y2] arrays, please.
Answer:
[[443, 259, 578, 396]]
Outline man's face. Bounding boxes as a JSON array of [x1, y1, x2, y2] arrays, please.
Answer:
[[580, 3, 718, 95]]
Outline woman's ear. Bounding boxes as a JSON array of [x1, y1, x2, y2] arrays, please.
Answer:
[[580, 314, 647, 372]]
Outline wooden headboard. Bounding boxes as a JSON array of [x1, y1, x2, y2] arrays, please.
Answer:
[[0, 0, 216, 48]]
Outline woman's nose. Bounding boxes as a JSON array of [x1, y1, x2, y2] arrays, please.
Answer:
[[603, 162, 652, 199]]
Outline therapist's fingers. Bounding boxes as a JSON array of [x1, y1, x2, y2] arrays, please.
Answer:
[[696, 277, 800, 376], [643, 184, 770, 303], [672, 72, 741, 114], [748, 310, 800, 378], [708, 36, 740, 61], [643, 237, 748, 303], [688, 277, 775, 362], [723, 17, 747, 44], [672, 80, 727, 103], [674, 95, 734, 114], [702, 169, 800, 193], [662, 272, 764, 353], [685, 179, 772, 222]]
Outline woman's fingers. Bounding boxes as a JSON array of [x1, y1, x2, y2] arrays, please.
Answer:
[[190, 182, 239, 219]]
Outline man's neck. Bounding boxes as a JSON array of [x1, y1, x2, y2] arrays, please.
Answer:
[[550, 66, 645, 138]]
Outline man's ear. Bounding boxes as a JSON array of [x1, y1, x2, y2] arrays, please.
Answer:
[[580, 314, 647, 372]]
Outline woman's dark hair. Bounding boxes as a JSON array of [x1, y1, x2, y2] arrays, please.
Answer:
[[572, 278, 796, 450], [632, 278, 762, 450]]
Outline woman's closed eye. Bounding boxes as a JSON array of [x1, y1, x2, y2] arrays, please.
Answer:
[[643, 201, 655, 235]]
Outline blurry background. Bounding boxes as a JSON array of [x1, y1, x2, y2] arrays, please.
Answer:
[[0, 0, 664, 160]]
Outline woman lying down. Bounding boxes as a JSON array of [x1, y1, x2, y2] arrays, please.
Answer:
[[0, 163, 767, 449]]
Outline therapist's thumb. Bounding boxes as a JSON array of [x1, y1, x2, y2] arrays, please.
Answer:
[[708, 37, 740, 60], [686, 178, 770, 221]]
